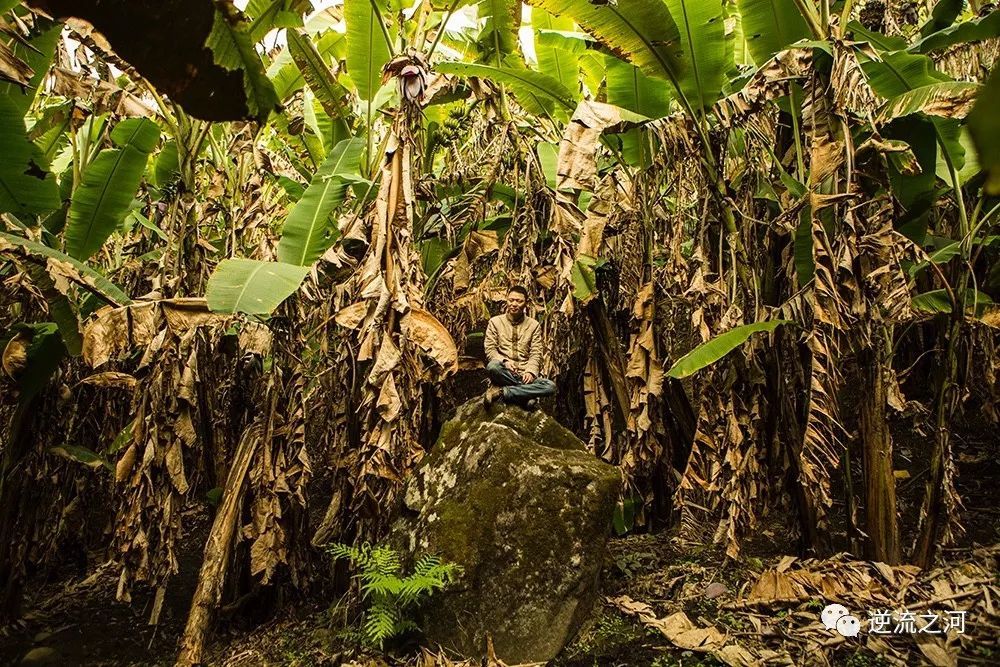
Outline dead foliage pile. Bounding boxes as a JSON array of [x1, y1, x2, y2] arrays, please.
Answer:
[[607, 544, 1000, 667]]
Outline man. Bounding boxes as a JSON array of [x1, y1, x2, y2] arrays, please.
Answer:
[[483, 286, 556, 408]]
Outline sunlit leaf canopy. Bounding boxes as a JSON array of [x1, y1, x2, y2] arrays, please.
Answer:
[[0, 0, 997, 317]]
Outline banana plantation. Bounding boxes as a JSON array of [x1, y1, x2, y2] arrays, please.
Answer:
[[1, 0, 999, 664]]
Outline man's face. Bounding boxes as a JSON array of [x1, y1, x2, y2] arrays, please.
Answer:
[[506, 290, 526, 318]]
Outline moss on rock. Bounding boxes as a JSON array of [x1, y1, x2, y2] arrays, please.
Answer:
[[391, 400, 620, 663]]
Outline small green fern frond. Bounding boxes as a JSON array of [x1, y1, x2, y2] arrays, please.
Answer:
[[369, 545, 401, 579], [413, 554, 441, 575], [329, 542, 462, 648], [328, 542, 359, 563], [365, 600, 399, 647], [394, 618, 419, 635], [424, 562, 463, 583], [362, 573, 404, 598]]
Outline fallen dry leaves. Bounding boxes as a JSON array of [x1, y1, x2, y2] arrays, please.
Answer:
[[610, 595, 783, 666], [610, 546, 1000, 666]]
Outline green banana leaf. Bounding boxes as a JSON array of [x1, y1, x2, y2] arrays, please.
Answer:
[[919, 0, 963, 38], [667, 319, 791, 378], [287, 30, 351, 119], [932, 116, 966, 175], [1, 20, 61, 114], [205, 4, 280, 121], [0, 97, 60, 216], [436, 61, 576, 116], [912, 288, 994, 315], [245, 0, 308, 43], [724, 1, 752, 70], [879, 81, 980, 122], [737, 0, 809, 65], [861, 51, 951, 98], [25, 263, 82, 357], [277, 138, 365, 266], [478, 0, 521, 64], [665, 0, 729, 111], [907, 241, 961, 277], [205, 258, 310, 315], [884, 116, 937, 210], [344, 0, 393, 100], [579, 51, 606, 98], [911, 10, 1000, 54], [793, 211, 813, 285], [605, 55, 671, 164], [605, 55, 671, 117], [570, 254, 600, 303], [65, 118, 160, 261], [11, 323, 65, 426], [31, 103, 73, 165], [862, 52, 966, 174], [0, 231, 131, 304], [50, 445, 112, 471], [533, 10, 580, 93], [523, 0, 682, 83], [271, 30, 346, 100], [538, 142, 559, 188], [153, 140, 180, 189], [969, 65, 1000, 194], [847, 21, 907, 51]]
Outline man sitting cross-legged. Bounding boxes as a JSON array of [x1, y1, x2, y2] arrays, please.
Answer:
[[483, 285, 556, 409]]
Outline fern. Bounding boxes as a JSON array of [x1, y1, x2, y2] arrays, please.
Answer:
[[330, 541, 463, 648]]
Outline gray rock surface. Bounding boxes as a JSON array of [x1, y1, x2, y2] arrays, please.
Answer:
[[392, 400, 620, 663]]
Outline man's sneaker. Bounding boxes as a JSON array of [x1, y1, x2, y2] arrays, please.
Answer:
[[483, 386, 504, 408], [525, 399, 538, 411]]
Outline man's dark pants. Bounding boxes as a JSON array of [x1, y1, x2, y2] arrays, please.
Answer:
[[486, 361, 556, 405]]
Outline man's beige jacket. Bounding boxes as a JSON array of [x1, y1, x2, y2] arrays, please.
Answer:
[[484, 314, 542, 377]]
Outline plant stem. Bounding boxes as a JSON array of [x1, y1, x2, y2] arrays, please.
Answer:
[[839, 0, 857, 33], [791, 0, 826, 38], [369, 0, 396, 58], [427, 0, 461, 59]]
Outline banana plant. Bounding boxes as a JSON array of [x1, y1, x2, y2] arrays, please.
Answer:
[[1, 16, 159, 362], [205, 138, 368, 314]]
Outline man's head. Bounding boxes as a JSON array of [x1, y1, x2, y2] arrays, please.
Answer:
[[505, 286, 528, 320]]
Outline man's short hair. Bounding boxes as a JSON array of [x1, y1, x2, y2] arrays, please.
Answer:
[[507, 285, 529, 299]]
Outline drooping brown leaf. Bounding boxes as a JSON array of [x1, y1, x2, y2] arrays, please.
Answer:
[[401, 308, 459, 373], [557, 101, 646, 191], [2, 332, 29, 379], [334, 301, 370, 329], [0, 40, 34, 86], [81, 299, 234, 367], [82, 302, 159, 367], [49, 67, 156, 118], [77, 371, 138, 389]]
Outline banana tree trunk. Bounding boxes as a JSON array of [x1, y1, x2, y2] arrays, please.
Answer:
[[176, 420, 262, 666], [784, 339, 821, 553], [0, 410, 32, 622], [859, 326, 900, 564], [913, 317, 962, 568], [663, 376, 695, 473], [585, 298, 629, 431]]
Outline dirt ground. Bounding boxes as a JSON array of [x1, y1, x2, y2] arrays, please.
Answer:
[[5, 524, 995, 667]]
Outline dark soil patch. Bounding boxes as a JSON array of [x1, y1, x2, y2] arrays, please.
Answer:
[[0, 511, 208, 667]]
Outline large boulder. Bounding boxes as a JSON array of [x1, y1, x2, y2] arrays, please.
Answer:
[[392, 400, 620, 663]]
